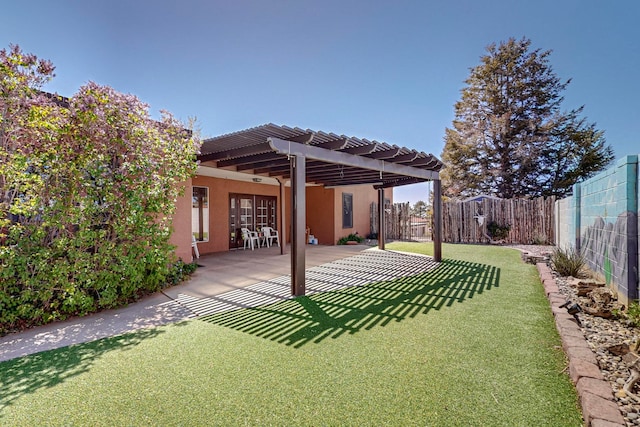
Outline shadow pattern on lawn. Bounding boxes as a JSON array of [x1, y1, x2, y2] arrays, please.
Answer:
[[200, 258, 500, 348], [0, 325, 176, 417]]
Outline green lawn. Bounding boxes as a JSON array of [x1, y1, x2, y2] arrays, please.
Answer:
[[0, 243, 582, 426]]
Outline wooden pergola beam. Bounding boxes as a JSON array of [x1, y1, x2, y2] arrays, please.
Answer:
[[199, 142, 272, 162], [341, 143, 378, 155], [267, 137, 439, 181], [218, 153, 282, 169], [316, 138, 348, 150], [367, 146, 402, 159]]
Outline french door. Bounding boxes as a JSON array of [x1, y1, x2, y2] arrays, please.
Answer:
[[229, 194, 277, 249]]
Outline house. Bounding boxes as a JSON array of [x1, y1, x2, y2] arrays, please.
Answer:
[[460, 194, 502, 203], [409, 216, 430, 239], [169, 124, 444, 295]]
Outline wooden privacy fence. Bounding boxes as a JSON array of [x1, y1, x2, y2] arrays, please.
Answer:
[[370, 202, 412, 240], [442, 196, 555, 244]]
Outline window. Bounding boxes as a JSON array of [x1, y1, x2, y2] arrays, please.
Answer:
[[192, 186, 209, 241], [342, 193, 353, 228]]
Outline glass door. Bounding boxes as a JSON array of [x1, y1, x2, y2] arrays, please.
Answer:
[[229, 196, 238, 249], [229, 194, 255, 249], [229, 194, 277, 250]]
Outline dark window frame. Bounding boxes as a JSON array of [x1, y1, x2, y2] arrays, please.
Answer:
[[342, 192, 353, 228], [192, 186, 209, 241]]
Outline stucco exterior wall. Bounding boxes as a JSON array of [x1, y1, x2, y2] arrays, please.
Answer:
[[169, 178, 194, 263], [306, 186, 335, 245], [191, 175, 283, 254], [332, 186, 392, 244], [172, 174, 393, 256], [555, 155, 639, 306], [285, 185, 390, 246]]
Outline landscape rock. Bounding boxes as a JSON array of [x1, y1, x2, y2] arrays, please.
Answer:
[[575, 279, 606, 297], [577, 377, 616, 400], [569, 358, 605, 383], [581, 287, 623, 319], [581, 392, 626, 425], [609, 343, 631, 357], [591, 419, 627, 427]]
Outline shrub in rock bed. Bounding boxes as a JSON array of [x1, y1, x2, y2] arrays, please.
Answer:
[[551, 246, 585, 277]]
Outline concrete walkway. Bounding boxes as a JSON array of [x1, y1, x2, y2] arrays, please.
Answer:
[[0, 244, 438, 362]]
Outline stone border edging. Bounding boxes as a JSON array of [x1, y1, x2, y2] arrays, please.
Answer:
[[536, 262, 626, 427]]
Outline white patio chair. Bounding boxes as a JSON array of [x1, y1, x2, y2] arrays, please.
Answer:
[[261, 226, 280, 248], [241, 227, 261, 250], [191, 235, 200, 259]]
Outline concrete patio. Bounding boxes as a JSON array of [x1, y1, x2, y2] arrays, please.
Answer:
[[167, 243, 371, 300], [0, 244, 438, 362]]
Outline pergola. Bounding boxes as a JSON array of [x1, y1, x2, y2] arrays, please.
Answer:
[[199, 123, 444, 296]]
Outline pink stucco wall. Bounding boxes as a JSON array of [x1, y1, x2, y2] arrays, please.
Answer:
[[169, 178, 194, 263], [331, 186, 392, 244], [191, 175, 283, 254], [171, 174, 391, 257]]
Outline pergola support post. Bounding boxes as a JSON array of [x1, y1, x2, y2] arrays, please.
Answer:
[[278, 178, 286, 255], [290, 155, 306, 296], [433, 179, 442, 262], [377, 188, 385, 250]]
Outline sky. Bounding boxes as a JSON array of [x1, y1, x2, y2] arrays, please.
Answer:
[[2, 0, 638, 205]]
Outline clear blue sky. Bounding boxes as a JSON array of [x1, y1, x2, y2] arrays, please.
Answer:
[[2, 1, 638, 204]]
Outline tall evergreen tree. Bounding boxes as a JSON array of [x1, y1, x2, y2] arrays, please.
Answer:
[[410, 200, 427, 218], [441, 37, 613, 198]]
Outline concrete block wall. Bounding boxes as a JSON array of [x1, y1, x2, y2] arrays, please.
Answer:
[[555, 197, 572, 249], [555, 155, 639, 306]]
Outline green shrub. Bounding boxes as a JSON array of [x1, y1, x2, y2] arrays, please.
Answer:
[[531, 231, 548, 245], [337, 233, 364, 245], [550, 246, 585, 277], [487, 221, 510, 240], [624, 302, 640, 327], [0, 45, 200, 335], [165, 259, 199, 287]]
